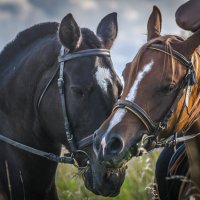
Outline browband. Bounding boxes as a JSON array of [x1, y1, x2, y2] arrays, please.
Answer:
[[58, 49, 110, 63]]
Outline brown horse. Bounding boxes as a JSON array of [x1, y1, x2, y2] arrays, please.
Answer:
[[176, 0, 200, 32], [94, 6, 200, 198]]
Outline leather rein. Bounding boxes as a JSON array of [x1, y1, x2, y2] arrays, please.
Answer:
[[0, 46, 110, 168], [112, 43, 198, 155]]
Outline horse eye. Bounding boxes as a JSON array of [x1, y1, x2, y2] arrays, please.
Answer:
[[162, 83, 176, 94], [71, 86, 84, 97], [168, 83, 176, 91]]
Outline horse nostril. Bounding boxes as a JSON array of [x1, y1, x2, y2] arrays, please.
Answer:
[[108, 137, 124, 155]]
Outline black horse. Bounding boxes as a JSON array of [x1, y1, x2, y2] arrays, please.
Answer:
[[0, 13, 125, 200]]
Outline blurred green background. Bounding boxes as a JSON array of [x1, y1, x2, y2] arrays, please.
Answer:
[[56, 150, 160, 200]]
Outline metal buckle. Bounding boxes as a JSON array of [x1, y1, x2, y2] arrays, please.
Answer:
[[57, 77, 64, 88], [159, 122, 166, 131], [57, 77, 64, 94], [66, 133, 73, 141]]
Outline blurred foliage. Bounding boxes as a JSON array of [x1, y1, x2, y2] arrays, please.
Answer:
[[56, 149, 160, 200]]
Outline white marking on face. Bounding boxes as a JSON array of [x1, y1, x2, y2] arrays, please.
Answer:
[[101, 136, 106, 156], [107, 109, 126, 133], [101, 109, 126, 155], [101, 61, 153, 155], [126, 60, 153, 101], [95, 57, 112, 93]]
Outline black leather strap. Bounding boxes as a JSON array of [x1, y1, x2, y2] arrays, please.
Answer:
[[77, 134, 94, 149], [58, 49, 110, 62], [58, 47, 76, 153], [57, 46, 111, 153], [0, 134, 74, 164]]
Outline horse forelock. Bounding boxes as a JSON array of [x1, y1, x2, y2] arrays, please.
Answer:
[[123, 35, 182, 96], [80, 28, 102, 49], [0, 22, 59, 68]]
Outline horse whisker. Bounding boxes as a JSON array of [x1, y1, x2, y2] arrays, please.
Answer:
[[19, 171, 26, 200], [5, 160, 12, 200]]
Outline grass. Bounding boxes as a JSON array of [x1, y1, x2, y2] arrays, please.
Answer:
[[56, 150, 160, 200]]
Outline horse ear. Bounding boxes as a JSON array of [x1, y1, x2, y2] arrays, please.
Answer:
[[147, 6, 162, 41], [58, 14, 81, 52], [172, 28, 200, 59], [96, 12, 118, 49]]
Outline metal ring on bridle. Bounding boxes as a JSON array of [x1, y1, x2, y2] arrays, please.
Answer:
[[71, 150, 90, 169]]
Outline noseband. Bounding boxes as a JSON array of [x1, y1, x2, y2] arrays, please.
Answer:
[[0, 46, 111, 167], [113, 43, 197, 153]]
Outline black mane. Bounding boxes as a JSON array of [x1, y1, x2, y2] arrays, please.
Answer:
[[0, 22, 59, 67], [0, 23, 103, 68]]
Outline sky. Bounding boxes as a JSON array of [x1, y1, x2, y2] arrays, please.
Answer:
[[0, 0, 189, 75]]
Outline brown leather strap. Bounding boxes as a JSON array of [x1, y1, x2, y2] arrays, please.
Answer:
[[113, 100, 157, 132]]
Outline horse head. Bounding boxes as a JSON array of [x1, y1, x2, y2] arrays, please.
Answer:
[[93, 6, 200, 170]]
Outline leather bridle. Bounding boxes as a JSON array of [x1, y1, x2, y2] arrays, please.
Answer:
[[56, 46, 110, 153], [0, 46, 111, 168], [112, 43, 197, 154]]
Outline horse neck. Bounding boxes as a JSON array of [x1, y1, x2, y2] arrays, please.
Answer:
[[0, 35, 60, 147]]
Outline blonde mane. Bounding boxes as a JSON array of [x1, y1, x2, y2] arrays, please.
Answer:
[[182, 50, 200, 132]]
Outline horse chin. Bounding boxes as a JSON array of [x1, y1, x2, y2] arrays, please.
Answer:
[[104, 157, 129, 169], [82, 165, 126, 197]]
